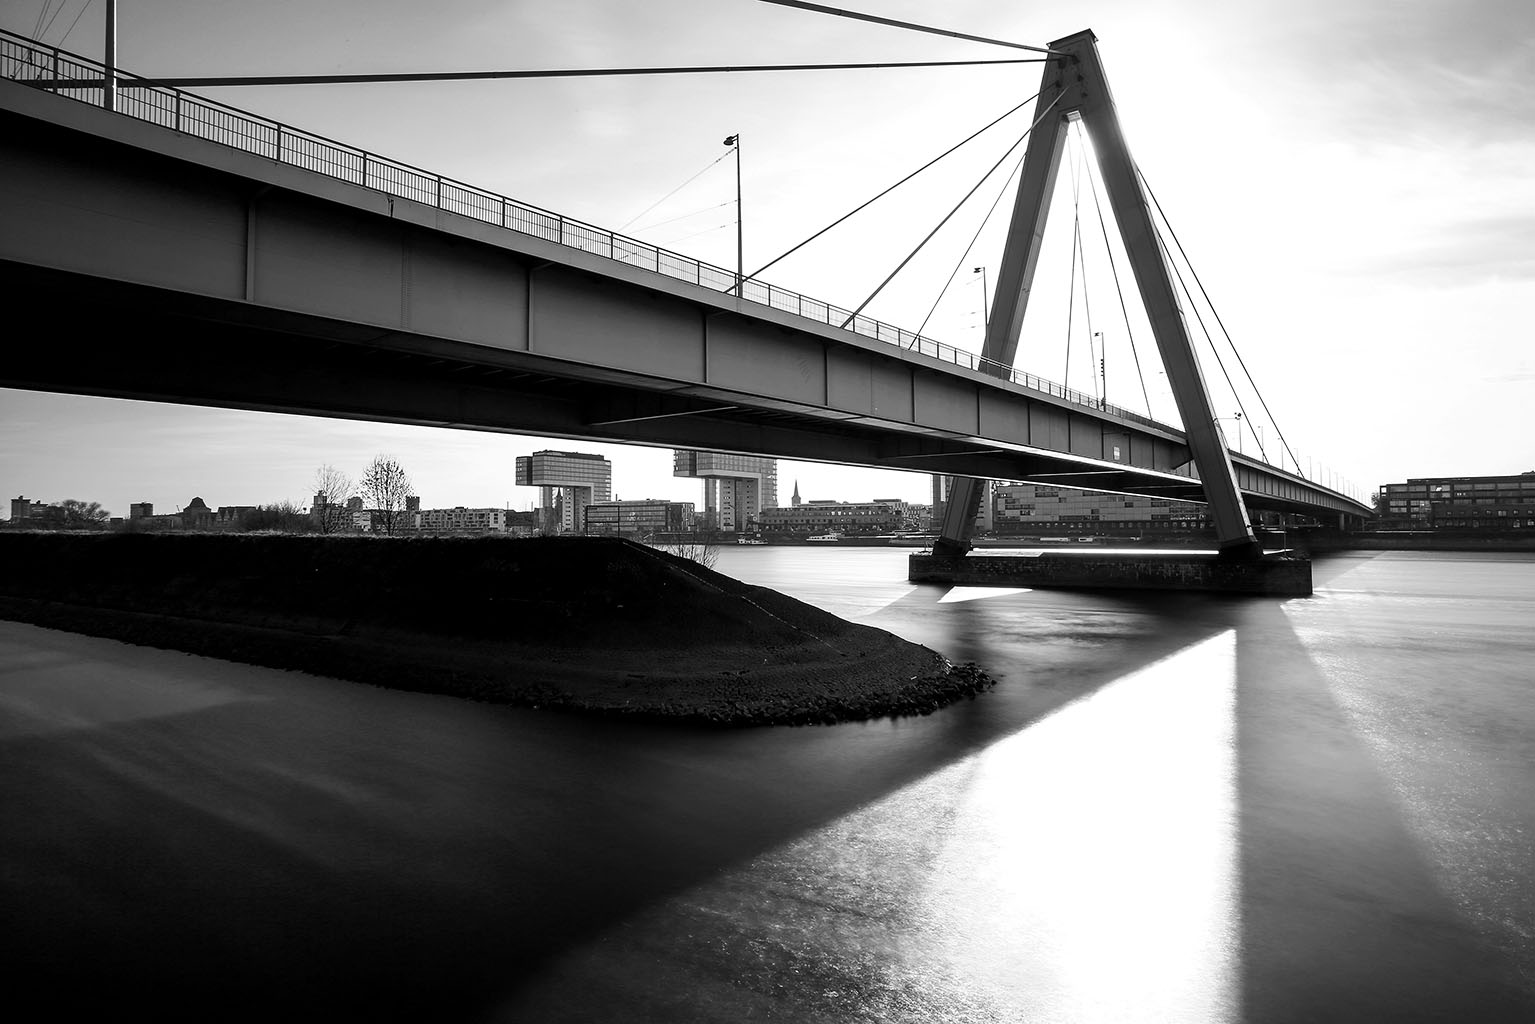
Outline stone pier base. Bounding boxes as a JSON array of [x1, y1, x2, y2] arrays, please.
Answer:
[[909, 548, 1312, 596]]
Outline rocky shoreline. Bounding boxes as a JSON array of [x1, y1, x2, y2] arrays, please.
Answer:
[[0, 533, 992, 727]]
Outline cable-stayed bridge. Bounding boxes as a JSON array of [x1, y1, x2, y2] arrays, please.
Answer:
[[0, 26, 1370, 556]]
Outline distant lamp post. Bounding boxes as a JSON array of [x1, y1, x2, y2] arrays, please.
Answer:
[[1217, 411, 1243, 454], [724, 134, 742, 294], [972, 266, 988, 331], [1093, 330, 1106, 408]]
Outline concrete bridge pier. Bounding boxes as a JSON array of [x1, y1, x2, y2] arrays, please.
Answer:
[[909, 547, 1312, 597]]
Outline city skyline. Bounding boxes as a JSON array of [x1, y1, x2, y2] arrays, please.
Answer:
[[3, 0, 1531, 516]]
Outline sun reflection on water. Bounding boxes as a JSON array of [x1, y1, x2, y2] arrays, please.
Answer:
[[503, 630, 1242, 1022], [894, 628, 1240, 1022]]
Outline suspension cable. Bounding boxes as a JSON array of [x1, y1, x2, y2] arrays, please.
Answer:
[[619, 152, 733, 231], [755, 1, 1065, 56], [914, 145, 1028, 338], [660, 221, 733, 246], [39, 0, 77, 40], [838, 93, 1065, 328], [1148, 192, 1264, 462], [1080, 132, 1155, 418], [631, 200, 734, 235], [1069, 128, 1100, 405], [57, 0, 93, 48], [131, 58, 1043, 89], [1064, 162, 1081, 389], [1149, 210, 1257, 456], [1138, 167, 1300, 473], [743, 92, 1040, 286]]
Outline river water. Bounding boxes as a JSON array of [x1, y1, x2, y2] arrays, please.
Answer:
[[2, 548, 1532, 1022]]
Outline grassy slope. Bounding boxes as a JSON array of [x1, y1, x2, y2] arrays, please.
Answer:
[[0, 533, 990, 726]]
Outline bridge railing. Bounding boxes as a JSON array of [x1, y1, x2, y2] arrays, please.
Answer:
[[3, 29, 1169, 430]]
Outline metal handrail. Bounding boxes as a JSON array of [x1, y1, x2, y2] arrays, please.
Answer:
[[1, 28, 1173, 433]]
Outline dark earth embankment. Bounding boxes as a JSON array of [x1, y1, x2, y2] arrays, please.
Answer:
[[0, 533, 990, 725]]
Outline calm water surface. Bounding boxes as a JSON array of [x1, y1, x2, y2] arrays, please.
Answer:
[[1, 548, 1531, 1022]]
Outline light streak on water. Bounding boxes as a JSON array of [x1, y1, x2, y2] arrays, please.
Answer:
[[508, 630, 1240, 1022], [937, 586, 1033, 603]]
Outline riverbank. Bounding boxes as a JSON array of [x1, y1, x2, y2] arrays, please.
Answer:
[[1291, 529, 1535, 553], [0, 533, 990, 726]]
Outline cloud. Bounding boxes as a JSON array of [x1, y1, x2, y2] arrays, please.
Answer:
[[1245, 0, 1535, 145], [1365, 212, 1535, 284]]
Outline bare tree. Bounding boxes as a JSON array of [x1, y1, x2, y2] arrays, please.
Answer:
[[312, 465, 356, 535], [662, 537, 719, 570], [36, 499, 110, 530], [239, 500, 313, 533], [360, 455, 413, 535]]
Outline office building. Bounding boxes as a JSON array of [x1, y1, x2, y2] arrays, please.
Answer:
[[515, 450, 613, 533], [993, 483, 1208, 536], [673, 451, 777, 533], [1376, 473, 1535, 530], [584, 499, 696, 538], [757, 499, 904, 535]]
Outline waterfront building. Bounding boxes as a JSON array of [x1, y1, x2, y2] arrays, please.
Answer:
[[1375, 473, 1535, 530], [872, 497, 917, 531], [992, 483, 1209, 537], [411, 506, 510, 534], [515, 450, 613, 534], [584, 499, 696, 538], [672, 451, 777, 533], [178, 497, 217, 530], [215, 505, 259, 528], [9, 495, 48, 522], [757, 499, 903, 535]]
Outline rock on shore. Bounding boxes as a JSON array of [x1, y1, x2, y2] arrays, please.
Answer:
[[0, 533, 991, 726]]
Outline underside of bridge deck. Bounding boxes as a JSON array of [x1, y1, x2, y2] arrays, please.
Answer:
[[3, 259, 1221, 502]]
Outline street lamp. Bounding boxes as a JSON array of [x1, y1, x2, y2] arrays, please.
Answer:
[[724, 134, 742, 294], [1217, 411, 1243, 454], [1093, 330, 1106, 408], [972, 267, 988, 331]]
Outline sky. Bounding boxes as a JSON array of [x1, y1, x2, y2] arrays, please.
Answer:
[[3, 0, 1532, 518]]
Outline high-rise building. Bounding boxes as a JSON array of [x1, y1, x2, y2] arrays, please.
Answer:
[[515, 450, 613, 533], [672, 451, 777, 532]]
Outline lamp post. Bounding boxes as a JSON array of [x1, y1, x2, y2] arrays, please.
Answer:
[[1093, 330, 1106, 408], [724, 134, 741, 294], [104, 0, 117, 112], [973, 266, 988, 331], [1217, 411, 1243, 454]]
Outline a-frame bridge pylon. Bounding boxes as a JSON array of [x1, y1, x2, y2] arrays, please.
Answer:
[[932, 29, 1260, 559]]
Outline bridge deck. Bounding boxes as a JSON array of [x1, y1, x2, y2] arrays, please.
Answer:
[[0, 31, 1369, 520]]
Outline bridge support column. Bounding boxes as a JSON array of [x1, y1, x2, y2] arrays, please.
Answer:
[[933, 28, 1260, 559]]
